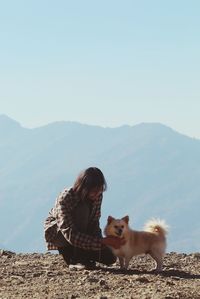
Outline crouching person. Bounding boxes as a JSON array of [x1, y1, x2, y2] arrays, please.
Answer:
[[44, 167, 124, 269]]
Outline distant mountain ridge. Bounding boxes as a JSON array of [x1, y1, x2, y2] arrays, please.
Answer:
[[0, 114, 199, 253]]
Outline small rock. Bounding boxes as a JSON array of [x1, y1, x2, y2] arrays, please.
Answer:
[[191, 253, 200, 259], [135, 276, 150, 283], [0, 250, 15, 257], [99, 279, 106, 286]]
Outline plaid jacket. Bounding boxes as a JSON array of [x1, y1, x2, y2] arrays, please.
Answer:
[[44, 188, 103, 251]]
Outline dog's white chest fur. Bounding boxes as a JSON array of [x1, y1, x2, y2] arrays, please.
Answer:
[[112, 242, 131, 258]]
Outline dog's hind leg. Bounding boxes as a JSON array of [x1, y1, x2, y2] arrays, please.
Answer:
[[149, 251, 163, 272]]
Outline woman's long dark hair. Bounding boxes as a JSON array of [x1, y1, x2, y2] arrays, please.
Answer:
[[73, 167, 107, 199]]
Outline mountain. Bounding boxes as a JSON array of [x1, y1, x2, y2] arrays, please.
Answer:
[[0, 114, 200, 253]]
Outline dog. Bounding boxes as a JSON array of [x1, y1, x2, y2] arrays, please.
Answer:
[[104, 215, 168, 272]]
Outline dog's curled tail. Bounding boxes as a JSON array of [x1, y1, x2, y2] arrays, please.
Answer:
[[144, 218, 169, 237]]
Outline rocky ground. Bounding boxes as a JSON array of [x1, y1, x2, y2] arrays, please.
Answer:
[[0, 250, 200, 299]]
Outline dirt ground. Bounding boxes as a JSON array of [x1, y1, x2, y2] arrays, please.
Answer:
[[0, 250, 200, 299]]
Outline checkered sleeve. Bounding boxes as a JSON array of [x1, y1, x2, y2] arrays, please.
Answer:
[[90, 197, 103, 238], [55, 190, 102, 251]]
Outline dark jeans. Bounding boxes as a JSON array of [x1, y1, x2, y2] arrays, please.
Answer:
[[56, 200, 116, 266]]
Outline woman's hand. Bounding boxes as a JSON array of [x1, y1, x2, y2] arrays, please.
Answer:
[[101, 236, 126, 249]]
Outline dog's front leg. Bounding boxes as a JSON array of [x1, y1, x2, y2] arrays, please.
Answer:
[[124, 257, 131, 270], [119, 257, 125, 269]]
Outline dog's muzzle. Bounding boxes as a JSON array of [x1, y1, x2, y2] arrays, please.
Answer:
[[115, 228, 123, 236]]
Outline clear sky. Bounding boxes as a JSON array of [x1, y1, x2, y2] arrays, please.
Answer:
[[1, 1, 200, 139]]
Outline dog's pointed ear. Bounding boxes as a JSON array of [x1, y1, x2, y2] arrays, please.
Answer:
[[122, 215, 129, 224], [107, 215, 114, 224]]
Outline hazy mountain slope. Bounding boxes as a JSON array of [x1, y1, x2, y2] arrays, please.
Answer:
[[0, 115, 199, 253]]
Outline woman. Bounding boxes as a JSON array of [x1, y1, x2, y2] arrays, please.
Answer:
[[44, 167, 124, 269]]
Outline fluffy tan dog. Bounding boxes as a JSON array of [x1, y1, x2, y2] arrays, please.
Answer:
[[104, 215, 168, 272]]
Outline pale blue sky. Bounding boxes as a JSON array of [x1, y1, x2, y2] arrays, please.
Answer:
[[1, 0, 200, 138]]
